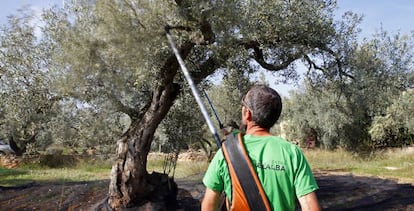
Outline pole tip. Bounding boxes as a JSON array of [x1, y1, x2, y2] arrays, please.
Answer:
[[164, 25, 171, 33]]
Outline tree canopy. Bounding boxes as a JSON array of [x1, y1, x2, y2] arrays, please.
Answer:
[[283, 29, 414, 151], [3, 0, 409, 209]]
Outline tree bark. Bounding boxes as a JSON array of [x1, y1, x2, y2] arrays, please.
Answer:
[[106, 14, 218, 207], [107, 40, 195, 209], [108, 82, 180, 209], [8, 134, 36, 156]]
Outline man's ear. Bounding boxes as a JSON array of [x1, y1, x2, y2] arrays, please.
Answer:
[[243, 106, 252, 121]]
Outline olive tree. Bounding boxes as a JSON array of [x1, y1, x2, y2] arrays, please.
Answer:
[[0, 9, 61, 155], [0, 7, 128, 155], [284, 29, 414, 151], [46, 99, 127, 152], [43, 0, 347, 208], [370, 89, 414, 147]]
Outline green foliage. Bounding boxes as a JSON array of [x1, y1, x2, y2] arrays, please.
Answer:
[[41, 0, 344, 149], [42, 0, 343, 114], [0, 5, 131, 152], [370, 90, 414, 147], [43, 0, 165, 106], [47, 100, 126, 148], [1, 0, 411, 160], [39, 154, 78, 168], [0, 8, 60, 152], [157, 90, 206, 152], [283, 86, 355, 149], [284, 29, 414, 151], [208, 69, 254, 124]]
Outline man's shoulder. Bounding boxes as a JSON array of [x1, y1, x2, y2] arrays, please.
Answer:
[[243, 135, 293, 147], [247, 135, 293, 144]]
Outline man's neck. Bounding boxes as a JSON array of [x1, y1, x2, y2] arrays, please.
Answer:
[[246, 125, 271, 136]]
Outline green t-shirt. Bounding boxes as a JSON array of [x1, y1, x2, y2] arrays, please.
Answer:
[[203, 134, 318, 211]]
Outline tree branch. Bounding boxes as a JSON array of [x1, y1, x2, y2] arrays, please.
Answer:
[[192, 55, 223, 84], [123, 0, 146, 29], [304, 52, 354, 80], [166, 25, 193, 32], [241, 40, 302, 71], [106, 91, 148, 121], [197, 18, 215, 45]]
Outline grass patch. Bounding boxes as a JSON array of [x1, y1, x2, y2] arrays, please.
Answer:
[[1, 154, 208, 187], [147, 156, 209, 179], [174, 160, 209, 178], [304, 148, 414, 184], [0, 168, 28, 177], [0, 168, 32, 186], [0, 157, 112, 187], [2, 148, 413, 187]]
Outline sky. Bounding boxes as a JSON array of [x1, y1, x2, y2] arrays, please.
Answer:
[[0, 0, 61, 24], [1, 0, 414, 96], [337, 0, 414, 37]]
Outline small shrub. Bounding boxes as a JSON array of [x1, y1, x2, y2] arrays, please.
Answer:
[[39, 154, 78, 168], [45, 145, 64, 155]]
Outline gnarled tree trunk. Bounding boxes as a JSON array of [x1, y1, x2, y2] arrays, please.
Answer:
[[108, 83, 180, 209], [107, 41, 195, 209], [106, 12, 217, 208]]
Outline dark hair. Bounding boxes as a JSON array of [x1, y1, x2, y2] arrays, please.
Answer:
[[242, 85, 282, 130]]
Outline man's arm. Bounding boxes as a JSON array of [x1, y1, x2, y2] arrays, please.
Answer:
[[201, 188, 221, 211], [298, 192, 320, 211]]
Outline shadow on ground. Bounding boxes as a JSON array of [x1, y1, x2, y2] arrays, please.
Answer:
[[315, 171, 414, 211], [0, 171, 413, 210], [175, 171, 414, 211]]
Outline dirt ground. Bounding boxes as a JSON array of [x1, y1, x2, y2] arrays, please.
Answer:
[[1, 170, 414, 211]]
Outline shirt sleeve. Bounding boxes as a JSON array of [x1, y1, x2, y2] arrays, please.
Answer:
[[293, 147, 319, 197], [202, 149, 225, 192]]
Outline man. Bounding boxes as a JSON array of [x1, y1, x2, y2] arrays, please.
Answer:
[[202, 85, 320, 211]]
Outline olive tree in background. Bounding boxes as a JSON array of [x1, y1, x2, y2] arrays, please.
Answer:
[[0, 8, 128, 155], [370, 89, 414, 148], [0, 10, 60, 155], [284, 29, 414, 151], [283, 84, 356, 149], [46, 99, 127, 153], [157, 90, 205, 153], [206, 68, 255, 127]]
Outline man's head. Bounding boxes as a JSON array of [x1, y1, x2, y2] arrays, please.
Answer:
[[241, 85, 282, 130]]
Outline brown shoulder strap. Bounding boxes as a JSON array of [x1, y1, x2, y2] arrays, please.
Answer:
[[222, 133, 271, 211]]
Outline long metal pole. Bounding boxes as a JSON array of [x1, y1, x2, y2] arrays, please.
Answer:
[[165, 27, 222, 148], [203, 90, 224, 129]]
